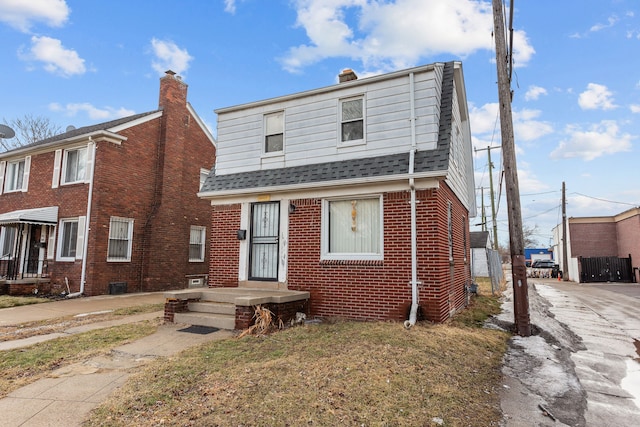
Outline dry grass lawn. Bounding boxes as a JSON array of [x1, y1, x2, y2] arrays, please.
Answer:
[[86, 279, 510, 427]]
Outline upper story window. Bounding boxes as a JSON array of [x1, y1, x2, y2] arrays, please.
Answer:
[[62, 147, 87, 184], [321, 195, 383, 261], [0, 156, 30, 193], [264, 111, 284, 154], [6, 159, 25, 192], [107, 217, 134, 262], [340, 96, 364, 145]]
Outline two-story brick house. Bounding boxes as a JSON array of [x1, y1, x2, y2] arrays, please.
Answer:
[[199, 62, 476, 324], [0, 71, 216, 296]]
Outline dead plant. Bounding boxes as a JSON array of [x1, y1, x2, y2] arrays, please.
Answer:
[[237, 305, 284, 338]]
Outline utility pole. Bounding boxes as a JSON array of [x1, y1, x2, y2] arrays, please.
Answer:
[[481, 187, 487, 232], [475, 145, 501, 250], [492, 0, 531, 336], [562, 181, 569, 281]]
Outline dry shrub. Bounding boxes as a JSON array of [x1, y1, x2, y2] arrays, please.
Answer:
[[237, 305, 284, 338]]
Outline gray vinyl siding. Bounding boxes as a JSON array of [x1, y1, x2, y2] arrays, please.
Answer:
[[215, 65, 444, 175]]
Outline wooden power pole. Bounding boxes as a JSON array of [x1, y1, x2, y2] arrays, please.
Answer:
[[475, 145, 501, 250], [562, 182, 569, 281], [492, 0, 531, 336]]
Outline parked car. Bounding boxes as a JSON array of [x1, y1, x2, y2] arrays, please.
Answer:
[[532, 260, 555, 268]]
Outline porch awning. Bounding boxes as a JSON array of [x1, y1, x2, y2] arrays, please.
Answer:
[[0, 206, 59, 225]]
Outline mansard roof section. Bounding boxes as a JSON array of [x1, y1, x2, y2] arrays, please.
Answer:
[[0, 110, 161, 158]]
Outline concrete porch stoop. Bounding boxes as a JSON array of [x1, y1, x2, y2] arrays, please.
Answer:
[[163, 288, 310, 331]]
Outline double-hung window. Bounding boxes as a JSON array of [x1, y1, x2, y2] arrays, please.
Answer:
[[5, 160, 25, 192], [107, 217, 134, 262], [264, 111, 284, 154], [321, 196, 383, 261], [340, 96, 364, 144], [62, 147, 87, 184], [58, 218, 80, 261], [1, 226, 17, 258], [189, 226, 206, 262]]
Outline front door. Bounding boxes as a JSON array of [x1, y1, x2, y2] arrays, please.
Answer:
[[26, 225, 42, 274], [249, 202, 280, 281]]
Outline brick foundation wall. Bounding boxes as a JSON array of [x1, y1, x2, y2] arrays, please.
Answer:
[[163, 298, 199, 323], [235, 300, 309, 330]]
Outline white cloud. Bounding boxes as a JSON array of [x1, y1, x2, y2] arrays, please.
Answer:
[[281, 0, 534, 73], [224, 0, 237, 14], [524, 85, 547, 101], [630, 104, 640, 113], [0, 0, 69, 32], [578, 83, 616, 110], [49, 102, 135, 121], [550, 120, 633, 161], [469, 103, 553, 143], [589, 15, 619, 32], [150, 38, 193, 76], [20, 36, 86, 77]]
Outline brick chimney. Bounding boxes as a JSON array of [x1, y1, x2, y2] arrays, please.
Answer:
[[339, 68, 358, 83], [159, 70, 188, 110]]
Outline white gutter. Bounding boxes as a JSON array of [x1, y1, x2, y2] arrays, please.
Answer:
[[68, 138, 96, 298], [405, 72, 421, 329]]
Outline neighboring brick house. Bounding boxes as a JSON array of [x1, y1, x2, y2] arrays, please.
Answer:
[[0, 71, 216, 296], [199, 62, 476, 324], [552, 207, 640, 282]]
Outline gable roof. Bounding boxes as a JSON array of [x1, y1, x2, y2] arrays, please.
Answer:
[[201, 61, 456, 196], [0, 110, 160, 158]]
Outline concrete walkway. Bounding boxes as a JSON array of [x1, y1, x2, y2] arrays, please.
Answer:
[[0, 292, 233, 427]]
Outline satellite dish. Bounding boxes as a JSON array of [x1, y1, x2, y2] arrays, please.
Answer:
[[66, 125, 76, 132], [0, 124, 15, 139]]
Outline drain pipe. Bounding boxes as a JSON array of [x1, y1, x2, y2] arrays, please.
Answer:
[[68, 138, 96, 298], [405, 72, 421, 329]]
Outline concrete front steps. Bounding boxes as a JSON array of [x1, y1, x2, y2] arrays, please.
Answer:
[[164, 287, 310, 330]]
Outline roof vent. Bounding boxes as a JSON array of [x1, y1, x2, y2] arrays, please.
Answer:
[[339, 68, 358, 83]]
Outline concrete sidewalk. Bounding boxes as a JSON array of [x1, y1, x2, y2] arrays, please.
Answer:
[[0, 292, 233, 427]]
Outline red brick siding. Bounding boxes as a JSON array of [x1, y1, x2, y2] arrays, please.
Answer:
[[569, 222, 618, 258], [284, 182, 470, 323], [616, 215, 640, 264], [209, 204, 242, 287]]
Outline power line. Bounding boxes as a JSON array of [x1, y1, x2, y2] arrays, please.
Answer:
[[571, 192, 639, 207]]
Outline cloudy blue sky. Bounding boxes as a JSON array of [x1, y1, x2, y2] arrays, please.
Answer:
[[1, 0, 638, 247]]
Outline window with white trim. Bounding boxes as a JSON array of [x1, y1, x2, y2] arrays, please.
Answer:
[[58, 218, 79, 261], [62, 147, 87, 184], [1, 226, 17, 258], [339, 96, 364, 144], [5, 159, 25, 192], [107, 217, 134, 262], [264, 111, 284, 153], [321, 196, 383, 260], [189, 226, 206, 262]]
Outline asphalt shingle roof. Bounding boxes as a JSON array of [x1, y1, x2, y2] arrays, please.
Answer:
[[201, 61, 455, 194]]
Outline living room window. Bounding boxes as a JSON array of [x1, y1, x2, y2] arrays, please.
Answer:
[[339, 96, 364, 144], [107, 217, 134, 262], [62, 147, 87, 184], [264, 111, 284, 153], [57, 218, 81, 261], [321, 195, 383, 260], [189, 226, 206, 262]]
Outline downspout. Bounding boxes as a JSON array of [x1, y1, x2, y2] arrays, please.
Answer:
[[68, 137, 95, 298], [405, 72, 421, 329]]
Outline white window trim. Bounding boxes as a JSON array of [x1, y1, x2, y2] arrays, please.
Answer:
[[338, 95, 366, 147], [189, 225, 206, 262], [56, 217, 84, 262], [263, 110, 285, 155], [107, 217, 134, 262], [3, 157, 30, 193], [61, 146, 88, 185], [1, 226, 18, 259], [320, 194, 383, 261]]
